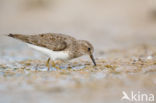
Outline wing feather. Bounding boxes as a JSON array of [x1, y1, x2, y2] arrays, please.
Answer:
[[8, 33, 75, 51]]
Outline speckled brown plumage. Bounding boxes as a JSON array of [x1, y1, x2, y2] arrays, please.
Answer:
[[9, 33, 76, 51], [8, 33, 96, 66]]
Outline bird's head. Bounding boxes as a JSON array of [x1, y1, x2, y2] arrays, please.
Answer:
[[78, 40, 96, 66]]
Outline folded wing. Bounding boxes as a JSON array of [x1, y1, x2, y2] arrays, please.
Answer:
[[8, 33, 70, 51]]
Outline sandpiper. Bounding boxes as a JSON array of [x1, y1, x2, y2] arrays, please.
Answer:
[[8, 33, 96, 70]]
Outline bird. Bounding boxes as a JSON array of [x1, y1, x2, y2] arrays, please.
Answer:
[[8, 33, 96, 71]]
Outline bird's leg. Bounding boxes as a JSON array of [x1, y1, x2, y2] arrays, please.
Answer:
[[51, 61, 60, 69], [46, 58, 51, 71]]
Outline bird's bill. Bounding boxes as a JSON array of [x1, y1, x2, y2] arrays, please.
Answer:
[[90, 54, 96, 66]]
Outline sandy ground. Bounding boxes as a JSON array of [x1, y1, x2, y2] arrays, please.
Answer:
[[0, 0, 156, 103]]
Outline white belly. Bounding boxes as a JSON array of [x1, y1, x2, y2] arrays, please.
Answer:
[[27, 44, 70, 60]]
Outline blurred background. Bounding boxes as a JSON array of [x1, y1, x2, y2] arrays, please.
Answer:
[[0, 0, 156, 103], [0, 0, 156, 51]]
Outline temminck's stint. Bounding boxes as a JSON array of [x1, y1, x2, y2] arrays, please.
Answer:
[[8, 33, 96, 70]]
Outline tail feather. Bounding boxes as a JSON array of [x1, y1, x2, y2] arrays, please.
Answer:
[[8, 34, 29, 42], [8, 33, 15, 37]]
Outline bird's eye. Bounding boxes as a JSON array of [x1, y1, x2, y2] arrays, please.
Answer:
[[88, 48, 91, 51]]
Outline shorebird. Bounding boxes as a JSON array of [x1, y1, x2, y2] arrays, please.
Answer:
[[8, 33, 96, 70]]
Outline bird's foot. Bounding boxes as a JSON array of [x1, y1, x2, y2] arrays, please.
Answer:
[[51, 61, 60, 70]]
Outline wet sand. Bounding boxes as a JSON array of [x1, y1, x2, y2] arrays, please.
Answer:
[[0, 0, 156, 103]]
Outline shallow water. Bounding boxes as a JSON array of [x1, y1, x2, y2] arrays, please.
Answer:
[[0, 0, 156, 103], [0, 39, 156, 103]]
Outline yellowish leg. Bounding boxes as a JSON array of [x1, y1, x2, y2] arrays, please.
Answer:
[[51, 61, 60, 69], [46, 58, 50, 71]]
